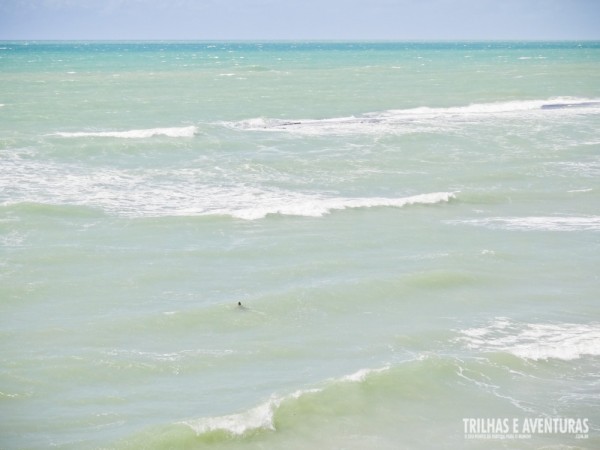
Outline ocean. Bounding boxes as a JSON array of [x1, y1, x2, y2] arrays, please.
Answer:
[[0, 41, 599, 449]]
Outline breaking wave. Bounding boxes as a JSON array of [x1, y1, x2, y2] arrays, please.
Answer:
[[222, 191, 456, 220], [222, 98, 600, 135], [1, 151, 456, 221], [52, 126, 198, 139], [0, 144, 456, 219], [457, 318, 600, 360], [173, 366, 391, 440], [118, 353, 562, 448], [2, 191, 454, 220]]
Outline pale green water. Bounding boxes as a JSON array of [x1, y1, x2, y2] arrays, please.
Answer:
[[1, 42, 599, 449]]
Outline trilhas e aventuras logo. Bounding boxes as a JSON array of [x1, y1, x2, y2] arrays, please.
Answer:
[[463, 417, 589, 440]]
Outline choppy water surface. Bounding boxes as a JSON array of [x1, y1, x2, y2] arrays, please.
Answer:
[[1, 41, 599, 449]]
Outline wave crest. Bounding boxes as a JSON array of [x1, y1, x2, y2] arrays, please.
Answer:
[[52, 126, 197, 139], [223, 98, 600, 135], [228, 191, 456, 220], [183, 400, 277, 436], [180, 366, 390, 437]]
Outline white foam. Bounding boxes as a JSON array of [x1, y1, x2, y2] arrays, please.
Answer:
[[183, 399, 277, 436], [225, 191, 456, 220], [181, 388, 320, 436], [458, 319, 600, 360], [549, 161, 600, 178], [0, 230, 26, 247], [53, 126, 197, 139], [1, 149, 456, 220], [104, 348, 235, 362], [223, 98, 600, 135], [450, 216, 600, 232], [0, 147, 456, 219], [339, 365, 390, 382], [568, 188, 593, 193], [182, 365, 389, 436]]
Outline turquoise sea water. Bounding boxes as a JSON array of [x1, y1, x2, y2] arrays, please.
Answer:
[[1, 41, 599, 449]]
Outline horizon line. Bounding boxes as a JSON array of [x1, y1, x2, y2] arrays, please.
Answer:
[[1, 38, 599, 43]]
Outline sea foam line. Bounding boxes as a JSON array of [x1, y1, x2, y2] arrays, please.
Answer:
[[226, 191, 456, 220], [0, 150, 456, 220], [223, 97, 600, 135], [457, 318, 600, 361], [52, 125, 198, 138], [0, 189, 456, 220], [448, 216, 600, 232]]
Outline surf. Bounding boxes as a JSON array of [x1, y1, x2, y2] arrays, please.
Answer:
[[222, 97, 600, 135], [457, 318, 600, 361], [223, 191, 457, 220], [448, 216, 600, 232], [52, 126, 198, 139]]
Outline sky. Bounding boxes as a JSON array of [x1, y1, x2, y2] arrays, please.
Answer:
[[0, 0, 599, 41]]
